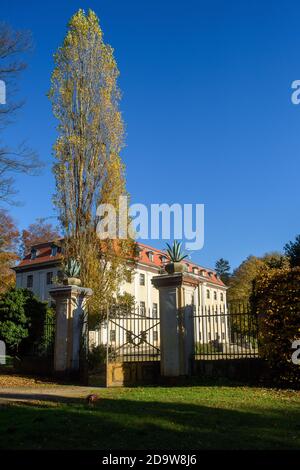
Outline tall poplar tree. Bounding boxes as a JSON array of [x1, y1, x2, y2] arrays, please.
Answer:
[[49, 9, 135, 314]]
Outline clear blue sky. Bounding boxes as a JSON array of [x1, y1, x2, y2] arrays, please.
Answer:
[[2, 0, 300, 270]]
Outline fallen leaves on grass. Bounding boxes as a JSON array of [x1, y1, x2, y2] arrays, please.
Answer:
[[0, 374, 60, 388]]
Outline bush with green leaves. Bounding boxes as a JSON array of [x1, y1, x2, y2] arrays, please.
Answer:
[[0, 287, 52, 354], [251, 267, 300, 387]]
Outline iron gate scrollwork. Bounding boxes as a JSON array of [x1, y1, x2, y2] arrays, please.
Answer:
[[107, 306, 160, 362]]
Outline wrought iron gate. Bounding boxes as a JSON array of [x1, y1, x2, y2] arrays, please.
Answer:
[[107, 306, 160, 363]]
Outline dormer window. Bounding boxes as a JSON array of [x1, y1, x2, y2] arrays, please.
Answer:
[[147, 251, 154, 262], [201, 270, 206, 277], [208, 272, 213, 278], [160, 255, 167, 264], [136, 246, 143, 258], [30, 248, 37, 260], [51, 245, 58, 257], [192, 267, 199, 275]]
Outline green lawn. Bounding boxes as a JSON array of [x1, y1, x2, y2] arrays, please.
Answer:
[[1, 385, 300, 449]]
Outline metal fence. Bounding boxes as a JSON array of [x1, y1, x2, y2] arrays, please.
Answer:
[[29, 314, 56, 357], [107, 306, 160, 362], [193, 303, 259, 360]]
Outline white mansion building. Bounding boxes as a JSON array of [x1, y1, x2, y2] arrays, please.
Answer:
[[14, 240, 228, 348]]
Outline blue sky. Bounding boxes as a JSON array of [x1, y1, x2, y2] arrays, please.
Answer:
[[2, 0, 300, 270]]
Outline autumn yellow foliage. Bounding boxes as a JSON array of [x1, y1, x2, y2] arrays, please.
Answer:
[[49, 9, 136, 317], [252, 267, 300, 386]]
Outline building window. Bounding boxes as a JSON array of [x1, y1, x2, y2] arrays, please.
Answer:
[[140, 301, 146, 316], [160, 255, 167, 264], [208, 332, 211, 340], [27, 275, 33, 288], [206, 289, 210, 299], [152, 303, 158, 318], [192, 267, 198, 275], [153, 331, 158, 341], [30, 248, 37, 260], [46, 272, 53, 285], [148, 251, 154, 262], [214, 291, 217, 300], [222, 333, 225, 340], [139, 273, 145, 286], [51, 245, 58, 257], [110, 330, 116, 342], [220, 293, 224, 302]]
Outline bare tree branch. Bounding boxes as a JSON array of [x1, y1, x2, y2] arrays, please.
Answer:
[[0, 22, 41, 205]]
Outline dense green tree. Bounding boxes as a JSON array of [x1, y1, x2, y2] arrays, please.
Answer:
[[284, 234, 300, 267], [215, 258, 231, 284], [0, 287, 50, 353]]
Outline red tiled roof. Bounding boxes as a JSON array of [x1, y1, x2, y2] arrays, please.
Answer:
[[15, 240, 225, 287], [137, 242, 225, 286], [16, 243, 62, 268]]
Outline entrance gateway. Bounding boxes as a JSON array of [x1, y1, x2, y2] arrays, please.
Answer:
[[50, 274, 259, 385]]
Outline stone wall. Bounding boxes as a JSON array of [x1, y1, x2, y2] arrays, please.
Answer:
[[192, 358, 270, 383], [106, 361, 160, 387]]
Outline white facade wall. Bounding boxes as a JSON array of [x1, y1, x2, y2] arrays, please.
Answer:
[[16, 262, 228, 348], [16, 266, 60, 303]]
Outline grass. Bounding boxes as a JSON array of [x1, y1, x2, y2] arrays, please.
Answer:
[[0, 385, 300, 449]]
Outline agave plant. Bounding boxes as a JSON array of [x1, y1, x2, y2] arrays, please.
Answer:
[[64, 258, 81, 278], [165, 241, 188, 263]]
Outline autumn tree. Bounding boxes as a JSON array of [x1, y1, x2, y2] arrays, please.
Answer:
[[0, 22, 41, 204], [0, 209, 19, 293], [21, 217, 60, 255], [227, 252, 288, 304], [49, 10, 136, 314], [251, 266, 300, 386]]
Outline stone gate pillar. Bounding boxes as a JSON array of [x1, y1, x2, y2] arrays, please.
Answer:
[[152, 272, 199, 377], [49, 285, 93, 373]]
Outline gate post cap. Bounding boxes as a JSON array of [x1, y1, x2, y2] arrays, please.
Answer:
[[152, 272, 200, 289], [49, 285, 93, 300]]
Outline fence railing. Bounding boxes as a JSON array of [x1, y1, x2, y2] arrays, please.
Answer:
[[106, 307, 161, 363], [193, 303, 259, 360], [28, 315, 56, 357]]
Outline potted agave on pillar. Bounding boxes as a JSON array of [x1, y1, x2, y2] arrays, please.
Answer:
[[164, 240, 188, 274], [62, 258, 82, 287]]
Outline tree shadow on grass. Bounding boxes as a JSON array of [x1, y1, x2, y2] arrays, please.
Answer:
[[0, 396, 299, 450]]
